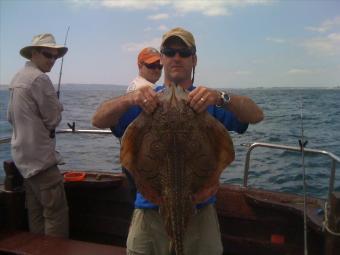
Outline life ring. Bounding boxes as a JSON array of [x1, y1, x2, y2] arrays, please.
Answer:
[[64, 172, 86, 182]]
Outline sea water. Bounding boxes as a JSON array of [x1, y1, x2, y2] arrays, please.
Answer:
[[1, 85, 339, 199]]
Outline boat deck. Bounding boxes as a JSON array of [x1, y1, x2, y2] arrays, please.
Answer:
[[1, 160, 338, 255], [0, 231, 126, 255]]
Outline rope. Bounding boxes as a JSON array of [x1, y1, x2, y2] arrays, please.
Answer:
[[323, 202, 340, 236]]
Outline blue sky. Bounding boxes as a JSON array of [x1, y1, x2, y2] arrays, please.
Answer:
[[1, 0, 339, 88]]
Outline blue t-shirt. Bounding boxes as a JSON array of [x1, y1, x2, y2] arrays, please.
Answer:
[[112, 84, 248, 209]]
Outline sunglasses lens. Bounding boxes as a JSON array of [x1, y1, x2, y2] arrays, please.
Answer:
[[178, 49, 192, 57], [145, 63, 163, 70], [41, 51, 58, 60], [161, 48, 193, 58], [162, 48, 176, 57]]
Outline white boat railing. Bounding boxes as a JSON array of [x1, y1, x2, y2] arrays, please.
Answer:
[[56, 128, 112, 134], [0, 137, 10, 144], [0, 129, 111, 144], [242, 142, 340, 202], [57, 122, 112, 134]]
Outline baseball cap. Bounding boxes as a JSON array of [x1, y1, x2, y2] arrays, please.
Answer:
[[161, 27, 196, 51], [138, 47, 160, 64]]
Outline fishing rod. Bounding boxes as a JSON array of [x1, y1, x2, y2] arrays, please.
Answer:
[[57, 26, 70, 99], [299, 96, 308, 255], [50, 26, 70, 139]]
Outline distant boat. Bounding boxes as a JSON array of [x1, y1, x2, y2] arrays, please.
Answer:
[[0, 135, 339, 255]]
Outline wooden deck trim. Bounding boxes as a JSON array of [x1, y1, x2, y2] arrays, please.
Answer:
[[0, 231, 126, 255]]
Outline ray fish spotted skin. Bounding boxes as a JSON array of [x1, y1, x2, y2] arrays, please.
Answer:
[[121, 83, 235, 255]]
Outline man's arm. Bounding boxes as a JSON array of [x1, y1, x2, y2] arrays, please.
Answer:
[[187, 86, 264, 124], [92, 86, 159, 128], [220, 94, 264, 124], [92, 93, 133, 128], [32, 75, 63, 130]]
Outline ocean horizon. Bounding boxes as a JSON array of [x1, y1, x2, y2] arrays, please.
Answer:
[[1, 84, 340, 91], [1, 85, 339, 199]]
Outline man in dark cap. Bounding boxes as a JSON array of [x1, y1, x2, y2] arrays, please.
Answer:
[[93, 27, 263, 254], [7, 33, 69, 238]]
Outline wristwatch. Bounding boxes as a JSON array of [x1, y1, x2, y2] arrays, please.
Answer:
[[216, 91, 231, 107]]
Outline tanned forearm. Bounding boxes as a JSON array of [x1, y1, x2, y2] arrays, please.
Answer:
[[225, 94, 264, 124], [187, 86, 264, 124], [92, 86, 159, 129], [92, 93, 133, 128]]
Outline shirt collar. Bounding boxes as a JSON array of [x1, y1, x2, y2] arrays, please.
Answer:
[[158, 83, 195, 91]]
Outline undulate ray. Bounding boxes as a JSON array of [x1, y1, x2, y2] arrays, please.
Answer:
[[121, 83, 235, 255]]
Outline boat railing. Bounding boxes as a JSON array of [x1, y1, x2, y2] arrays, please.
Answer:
[[0, 128, 111, 144], [58, 122, 113, 134], [56, 128, 112, 134], [242, 142, 340, 202], [0, 137, 10, 145], [2, 133, 339, 201]]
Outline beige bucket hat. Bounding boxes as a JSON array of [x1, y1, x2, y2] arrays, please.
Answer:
[[20, 33, 68, 59]]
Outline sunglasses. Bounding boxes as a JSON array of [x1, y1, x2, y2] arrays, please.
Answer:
[[161, 48, 194, 58], [40, 51, 59, 60], [144, 62, 163, 70]]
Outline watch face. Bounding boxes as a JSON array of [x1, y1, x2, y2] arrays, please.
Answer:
[[216, 91, 230, 107], [223, 92, 230, 103]]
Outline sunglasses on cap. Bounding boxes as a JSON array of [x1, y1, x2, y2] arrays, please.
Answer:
[[40, 51, 59, 60], [144, 62, 163, 70], [161, 48, 194, 58]]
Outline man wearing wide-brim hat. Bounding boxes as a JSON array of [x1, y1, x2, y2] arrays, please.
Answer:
[[7, 33, 69, 238]]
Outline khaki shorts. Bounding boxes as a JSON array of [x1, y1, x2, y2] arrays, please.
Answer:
[[127, 204, 223, 255], [24, 165, 69, 238]]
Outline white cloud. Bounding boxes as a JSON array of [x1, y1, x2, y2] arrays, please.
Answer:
[[301, 16, 340, 56], [302, 32, 340, 56], [171, 0, 274, 17], [70, 0, 273, 16], [122, 37, 162, 52], [172, 1, 231, 16], [266, 37, 286, 44], [158, 24, 168, 31], [251, 59, 264, 64], [288, 68, 314, 75], [234, 70, 251, 76], [305, 16, 340, 33], [148, 13, 169, 20], [328, 32, 340, 41], [143, 25, 168, 32], [101, 0, 168, 10]]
